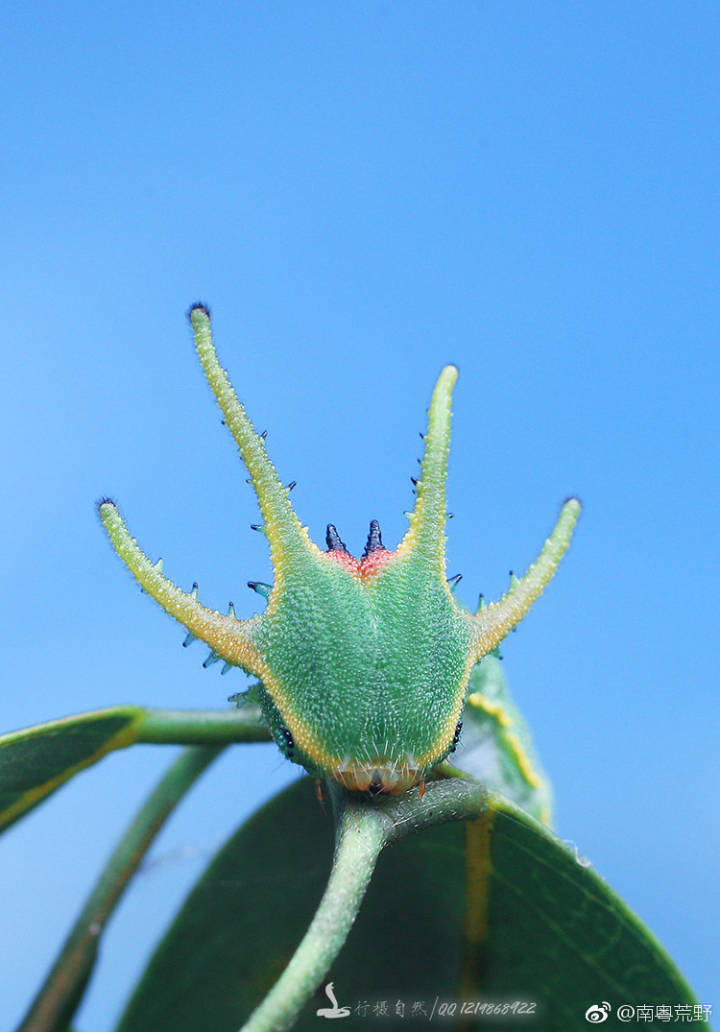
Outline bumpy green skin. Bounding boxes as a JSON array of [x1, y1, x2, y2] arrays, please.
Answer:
[[257, 552, 474, 785], [99, 306, 580, 793]]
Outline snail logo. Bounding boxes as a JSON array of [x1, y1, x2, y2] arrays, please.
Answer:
[[585, 1002, 612, 1023], [316, 982, 351, 1019]]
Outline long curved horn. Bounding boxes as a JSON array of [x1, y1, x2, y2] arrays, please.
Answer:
[[396, 364, 458, 569], [99, 500, 262, 672], [470, 498, 581, 658], [189, 305, 321, 572]]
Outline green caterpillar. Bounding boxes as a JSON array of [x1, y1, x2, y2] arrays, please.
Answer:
[[99, 306, 579, 794]]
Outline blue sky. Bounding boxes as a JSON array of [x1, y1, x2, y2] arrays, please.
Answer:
[[1, 2, 718, 1026]]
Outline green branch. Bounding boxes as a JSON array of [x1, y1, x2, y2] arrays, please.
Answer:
[[377, 776, 491, 845], [17, 745, 224, 1032], [238, 777, 491, 1032], [138, 705, 270, 744], [0, 704, 270, 840], [239, 795, 385, 1032]]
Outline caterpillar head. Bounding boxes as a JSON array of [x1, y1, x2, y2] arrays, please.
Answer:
[[100, 306, 579, 793]]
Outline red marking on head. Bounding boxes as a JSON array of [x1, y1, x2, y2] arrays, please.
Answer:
[[326, 547, 396, 580], [359, 548, 395, 580], [323, 544, 396, 577], [326, 550, 361, 575]]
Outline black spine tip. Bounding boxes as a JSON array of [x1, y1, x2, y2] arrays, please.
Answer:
[[363, 519, 384, 557], [188, 302, 211, 321], [287, 481, 297, 491], [96, 497, 116, 512], [410, 476, 418, 486], [260, 430, 267, 440], [326, 524, 348, 553]]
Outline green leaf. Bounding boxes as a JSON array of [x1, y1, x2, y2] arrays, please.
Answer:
[[0, 705, 268, 836], [17, 746, 223, 1032], [454, 655, 553, 825], [0, 707, 144, 835], [117, 778, 696, 1032], [116, 778, 332, 1032]]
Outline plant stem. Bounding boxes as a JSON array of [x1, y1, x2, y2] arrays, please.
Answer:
[[138, 705, 270, 744], [239, 798, 386, 1032], [17, 745, 224, 1032], [378, 776, 491, 845], [236, 777, 492, 1032]]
